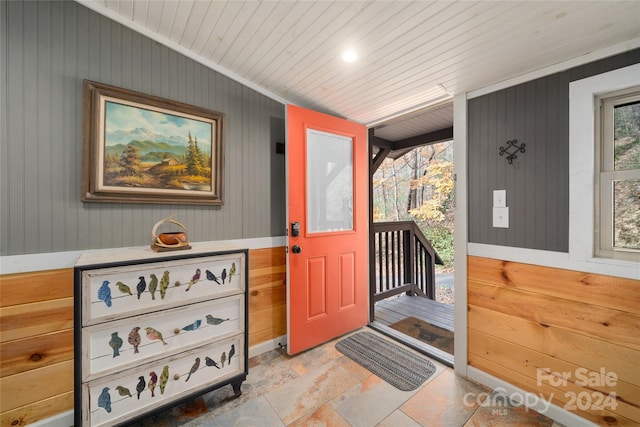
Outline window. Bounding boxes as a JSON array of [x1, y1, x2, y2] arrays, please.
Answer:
[[569, 63, 640, 271], [596, 89, 640, 260]]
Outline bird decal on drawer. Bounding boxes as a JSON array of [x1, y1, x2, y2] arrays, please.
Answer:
[[148, 371, 158, 397], [160, 271, 170, 299], [136, 276, 147, 300], [128, 327, 141, 354], [145, 327, 167, 345], [205, 269, 220, 284], [115, 281, 132, 296], [97, 387, 111, 413], [148, 274, 158, 300], [97, 280, 112, 308], [185, 357, 200, 382], [108, 332, 123, 358]]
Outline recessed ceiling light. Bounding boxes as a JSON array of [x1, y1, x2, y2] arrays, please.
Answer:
[[342, 50, 357, 63]]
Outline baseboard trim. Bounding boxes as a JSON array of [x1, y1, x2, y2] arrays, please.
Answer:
[[248, 335, 287, 359], [466, 366, 598, 427], [28, 410, 73, 427]]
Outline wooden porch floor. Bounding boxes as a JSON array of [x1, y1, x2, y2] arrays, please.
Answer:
[[372, 294, 454, 365], [374, 294, 454, 331]]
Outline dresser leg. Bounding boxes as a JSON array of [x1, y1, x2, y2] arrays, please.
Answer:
[[231, 380, 244, 397]]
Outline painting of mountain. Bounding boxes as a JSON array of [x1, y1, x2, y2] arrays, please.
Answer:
[[106, 127, 187, 146], [102, 101, 214, 192]]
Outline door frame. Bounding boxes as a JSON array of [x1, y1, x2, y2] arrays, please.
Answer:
[[452, 93, 468, 376], [365, 97, 467, 373], [285, 104, 370, 355]]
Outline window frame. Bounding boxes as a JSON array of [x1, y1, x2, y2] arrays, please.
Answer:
[[569, 63, 640, 270], [595, 89, 640, 259]]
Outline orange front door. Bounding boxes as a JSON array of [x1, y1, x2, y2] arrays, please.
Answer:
[[286, 104, 369, 355]]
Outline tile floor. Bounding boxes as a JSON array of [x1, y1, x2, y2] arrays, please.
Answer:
[[131, 329, 563, 427]]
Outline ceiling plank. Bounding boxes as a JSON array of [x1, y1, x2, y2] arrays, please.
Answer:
[[200, 2, 253, 60], [131, 0, 149, 24], [156, 1, 180, 39], [169, 1, 195, 42], [254, 2, 354, 88], [177, 1, 213, 49], [222, 1, 281, 67]]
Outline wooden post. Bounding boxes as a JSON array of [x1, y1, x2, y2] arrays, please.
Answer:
[[404, 228, 415, 296]]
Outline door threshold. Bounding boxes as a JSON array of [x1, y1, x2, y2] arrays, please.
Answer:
[[368, 321, 454, 368]]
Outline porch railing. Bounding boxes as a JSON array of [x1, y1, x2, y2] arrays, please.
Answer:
[[372, 221, 443, 302]]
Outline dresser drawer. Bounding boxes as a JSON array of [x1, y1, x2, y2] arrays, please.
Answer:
[[82, 294, 244, 381], [82, 334, 245, 427], [80, 252, 245, 326]]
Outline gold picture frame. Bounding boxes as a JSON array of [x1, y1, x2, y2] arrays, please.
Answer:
[[82, 80, 224, 205]]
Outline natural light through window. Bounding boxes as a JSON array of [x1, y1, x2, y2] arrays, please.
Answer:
[[597, 90, 640, 257], [569, 63, 640, 272]]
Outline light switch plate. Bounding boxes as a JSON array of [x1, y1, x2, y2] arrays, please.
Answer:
[[493, 207, 509, 228], [493, 190, 506, 208]]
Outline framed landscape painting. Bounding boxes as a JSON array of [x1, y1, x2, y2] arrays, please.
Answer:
[[82, 80, 224, 205]]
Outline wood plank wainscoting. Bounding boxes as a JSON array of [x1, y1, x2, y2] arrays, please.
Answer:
[[0, 246, 286, 427], [468, 256, 640, 426]]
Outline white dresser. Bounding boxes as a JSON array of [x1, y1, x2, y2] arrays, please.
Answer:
[[74, 245, 248, 426]]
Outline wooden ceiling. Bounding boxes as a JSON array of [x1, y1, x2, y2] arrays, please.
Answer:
[[81, 1, 640, 143]]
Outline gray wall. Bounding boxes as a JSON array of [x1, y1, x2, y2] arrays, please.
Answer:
[[0, 1, 286, 256], [467, 49, 640, 252]]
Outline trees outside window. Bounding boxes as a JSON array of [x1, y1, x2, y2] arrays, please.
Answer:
[[598, 90, 640, 259], [373, 141, 455, 270]]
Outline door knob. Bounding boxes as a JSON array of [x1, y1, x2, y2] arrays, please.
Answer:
[[292, 245, 302, 254]]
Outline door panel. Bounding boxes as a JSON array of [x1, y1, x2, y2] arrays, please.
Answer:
[[287, 105, 368, 355], [339, 252, 356, 309], [306, 256, 328, 319]]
